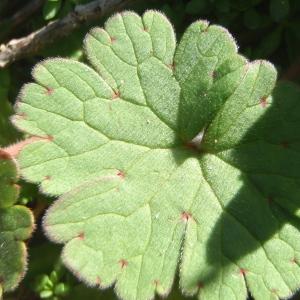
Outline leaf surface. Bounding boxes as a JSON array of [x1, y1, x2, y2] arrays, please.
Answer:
[[0, 150, 34, 296], [13, 11, 300, 300]]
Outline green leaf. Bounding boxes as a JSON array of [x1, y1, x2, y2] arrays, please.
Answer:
[[65, 282, 188, 300], [270, 0, 290, 22], [43, 0, 62, 20], [12, 10, 300, 300], [40, 289, 53, 298], [0, 152, 19, 209], [0, 150, 34, 295]]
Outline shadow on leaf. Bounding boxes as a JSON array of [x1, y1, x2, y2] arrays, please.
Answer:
[[198, 81, 300, 298]]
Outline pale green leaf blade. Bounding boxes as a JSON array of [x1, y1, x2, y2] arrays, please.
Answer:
[[85, 11, 176, 107], [174, 21, 247, 141], [44, 149, 199, 300], [11, 10, 300, 300], [202, 60, 277, 151], [181, 82, 300, 299]]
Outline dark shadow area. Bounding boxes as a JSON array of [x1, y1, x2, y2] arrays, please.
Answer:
[[194, 81, 300, 297], [169, 81, 300, 298]]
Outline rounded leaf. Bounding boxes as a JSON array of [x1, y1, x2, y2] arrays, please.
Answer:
[[13, 10, 300, 300]]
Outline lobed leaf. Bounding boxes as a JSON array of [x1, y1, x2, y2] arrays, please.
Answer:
[[0, 150, 34, 296], [12, 10, 300, 300]]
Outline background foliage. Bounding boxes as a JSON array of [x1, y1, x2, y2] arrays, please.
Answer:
[[1, 0, 300, 299]]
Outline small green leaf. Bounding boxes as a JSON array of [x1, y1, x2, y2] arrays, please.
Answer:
[[35, 274, 53, 291], [270, 0, 290, 22], [0, 160, 19, 209], [54, 283, 70, 296], [40, 289, 53, 298], [12, 10, 300, 300], [43, 0, 62, 20], [49, 271, 58, 284], [0, 150, 34, 294]]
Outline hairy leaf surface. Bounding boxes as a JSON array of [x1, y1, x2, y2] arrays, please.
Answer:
[[13, 11, 300, 300], [0, 150, 34, 296]]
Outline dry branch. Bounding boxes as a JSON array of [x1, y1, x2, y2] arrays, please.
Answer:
[[0, 0, 45, 42], [0, 0, 133, 68]]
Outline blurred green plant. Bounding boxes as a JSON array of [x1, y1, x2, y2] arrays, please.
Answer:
[[43, 0, 62, 20], [0, 150, 34, 297], [34, 263, 70, 300]]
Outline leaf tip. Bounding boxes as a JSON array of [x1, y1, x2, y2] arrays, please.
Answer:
[[239, 268, 247, 276], [112, 90, 120, 100], [0, 149, 12, 160], [119, 259, 128, 269], [259, 96, 268, 108], [77, 232, 85, 240], [117, 170, 125, 179], [45, 87, 54, 95], [181, 211, 192, 222]]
